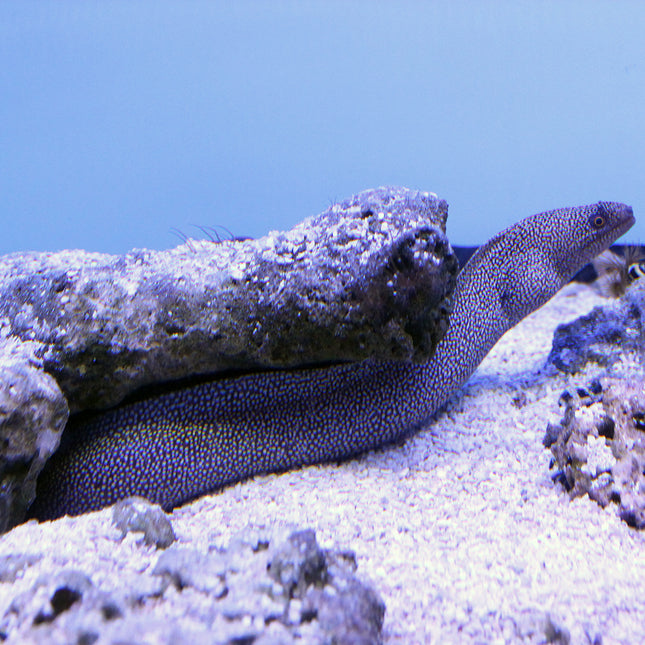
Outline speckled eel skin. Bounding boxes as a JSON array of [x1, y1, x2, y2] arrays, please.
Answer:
[[30, 202, 634, 520]]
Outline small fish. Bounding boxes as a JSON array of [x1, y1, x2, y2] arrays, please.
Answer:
[[593, 246, 645, 297], [628, 259, 645, 282]]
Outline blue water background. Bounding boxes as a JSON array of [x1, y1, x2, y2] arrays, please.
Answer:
[[1, 0, 643, 254]]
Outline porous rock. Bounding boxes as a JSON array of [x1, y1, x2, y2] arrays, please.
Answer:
[[0, 528, 384, 645], [0, 186, 456, 530], [545, 278, 645, 527], [547, 277, 645, 374], [0, 568, 124, 644], [0, 186, 455, 414], [112, 496, 176, 550], [546, 377, 645, 529], [0, 341, 68, 533]]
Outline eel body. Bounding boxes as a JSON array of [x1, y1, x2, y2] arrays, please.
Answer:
[[30, 202, 634, 520]]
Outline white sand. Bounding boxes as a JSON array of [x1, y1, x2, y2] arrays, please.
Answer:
[[1, 282, 643, 644]]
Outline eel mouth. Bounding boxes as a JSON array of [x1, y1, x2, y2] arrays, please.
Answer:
[[614, 204, 636, 237]]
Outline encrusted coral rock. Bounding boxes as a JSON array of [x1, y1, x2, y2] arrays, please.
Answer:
[[546, 377, 645, 528], [546, 278, 645, 527]]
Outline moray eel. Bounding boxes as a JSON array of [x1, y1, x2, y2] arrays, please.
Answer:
[[30, 202, 634, 520]]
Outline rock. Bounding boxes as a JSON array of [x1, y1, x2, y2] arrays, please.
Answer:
[[547, 279, 645, 374], [546, 279, 645, 528], [0, 186, 455, 415], [112, 496, 176, 549], [514, 609, 571, 644], [0, 528, 385, 644], [267, 528, 327, 598], [474, 608, 571, 645], [511, 389, 528, 408], [0, 186, 456, 531], [547, 377, 645, 529], [267, 530, 384, 645], [0, 569, 123, 643], [0, 346, 69, 533], [152, 546, 228, 597], [303, 576, 385, 645]]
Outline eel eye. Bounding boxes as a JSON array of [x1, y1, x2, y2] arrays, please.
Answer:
[[593, 215, 606, 229]]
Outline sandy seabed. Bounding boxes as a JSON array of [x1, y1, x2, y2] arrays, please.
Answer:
[[0, 282, 643, 644]]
